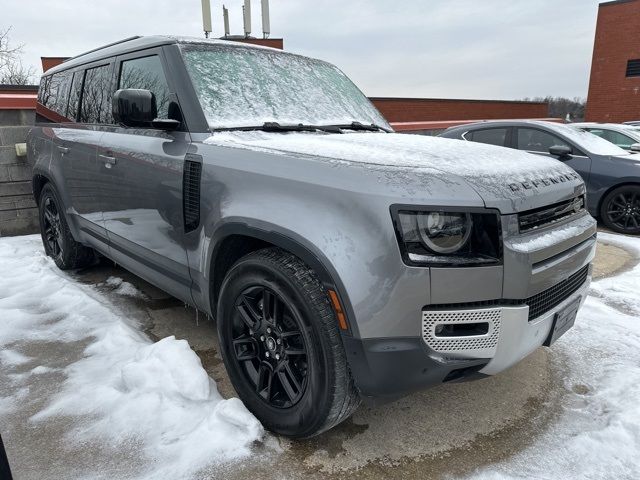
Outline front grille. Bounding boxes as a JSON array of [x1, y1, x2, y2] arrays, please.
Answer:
[[518, 196, 585, 233], [426, 265, 589, 322]]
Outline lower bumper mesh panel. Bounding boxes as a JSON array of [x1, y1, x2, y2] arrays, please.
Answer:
[[422, 308, 501, 355]]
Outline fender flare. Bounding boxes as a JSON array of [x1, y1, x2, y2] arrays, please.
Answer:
[[207, 221, 360, 338]]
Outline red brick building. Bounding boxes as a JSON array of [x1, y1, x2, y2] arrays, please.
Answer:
[[585, 0, 640, 122], [369, 97, 550, 132]]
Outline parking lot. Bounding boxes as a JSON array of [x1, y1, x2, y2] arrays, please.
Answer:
[[1, 231, 638, 480]]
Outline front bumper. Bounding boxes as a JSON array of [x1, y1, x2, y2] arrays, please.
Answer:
[[344, 267, 591, 403]]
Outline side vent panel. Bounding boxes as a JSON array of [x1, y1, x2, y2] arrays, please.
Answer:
[[183, 155, 202, 233]]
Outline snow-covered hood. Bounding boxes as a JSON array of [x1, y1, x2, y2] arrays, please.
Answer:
[[204, 131, 585, 212]]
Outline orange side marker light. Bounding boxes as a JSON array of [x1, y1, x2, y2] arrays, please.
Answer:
[[328, 289, 349, 331]]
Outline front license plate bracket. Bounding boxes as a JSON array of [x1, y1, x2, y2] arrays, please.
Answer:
[[543, 297, 580, 347]]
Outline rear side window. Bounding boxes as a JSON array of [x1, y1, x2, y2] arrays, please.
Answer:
[[516, 128, 570, 153], [66, 71, 83, 121], [119, 55, 171, 119], [38, 71, 73, 120], [468, 128, 508, 147], [593, 130, 635, 149], [80, 64, 113, 124]]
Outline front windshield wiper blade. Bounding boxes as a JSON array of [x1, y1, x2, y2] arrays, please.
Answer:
[[211, 122, 342, 133], [333, 121, 392, 133], [211, 121, 391, 133]]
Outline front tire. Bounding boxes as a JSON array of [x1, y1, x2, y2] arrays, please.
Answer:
[[38, 183, 96, 270], [600, 185, 640, 235], [217, 248, 360, 438]]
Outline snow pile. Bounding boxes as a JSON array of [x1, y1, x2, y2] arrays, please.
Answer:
[[0, 235, 263, 479], [467, 232, 640, 480]]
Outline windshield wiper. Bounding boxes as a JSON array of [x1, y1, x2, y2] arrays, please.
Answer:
[[211, 121, 390, 133], [333, 121, 392, 133], [211, 122, 342, 133]]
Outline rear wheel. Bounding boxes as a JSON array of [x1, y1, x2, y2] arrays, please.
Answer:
[[217, 247, 360, 438], [600, 185, 640, 235], [38, 184, 96, 270]]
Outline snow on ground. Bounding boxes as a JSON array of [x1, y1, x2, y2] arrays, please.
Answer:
[[0, 235, 263, 480], [466, 232, 640, 480], [104, 276, 147, 299]]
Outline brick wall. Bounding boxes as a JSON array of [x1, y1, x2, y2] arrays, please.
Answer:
[[585, 0, 640, 122], [369, 97, 548, 123]]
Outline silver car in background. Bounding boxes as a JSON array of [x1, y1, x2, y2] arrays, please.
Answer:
[[571, 122, 640, 152]]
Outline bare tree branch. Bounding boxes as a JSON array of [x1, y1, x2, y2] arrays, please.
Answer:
[[0, 26, 36, 85]]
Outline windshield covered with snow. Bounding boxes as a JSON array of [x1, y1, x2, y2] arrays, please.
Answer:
[[180, 43, 390, 130], [552, 123, 629, 156]]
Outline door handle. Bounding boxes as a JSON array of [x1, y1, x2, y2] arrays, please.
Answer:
[[57, 146, 70, 155], [99, 154, 117, 168]]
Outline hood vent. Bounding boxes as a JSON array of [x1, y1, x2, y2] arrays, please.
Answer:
[[183, 156, 202, 233]]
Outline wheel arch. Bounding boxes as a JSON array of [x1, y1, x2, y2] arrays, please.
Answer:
[[32, 171, 53, 204], [207, 222, 359, 338]]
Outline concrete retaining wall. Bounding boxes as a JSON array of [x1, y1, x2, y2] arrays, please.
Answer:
[[0, 126, 38, 237]]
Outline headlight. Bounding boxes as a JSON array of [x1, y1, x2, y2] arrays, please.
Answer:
[[417, 212, 472, 254], [392, 208, 502, 267]]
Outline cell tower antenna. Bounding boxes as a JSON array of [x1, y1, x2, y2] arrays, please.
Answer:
[[201, 0, 212, 38]]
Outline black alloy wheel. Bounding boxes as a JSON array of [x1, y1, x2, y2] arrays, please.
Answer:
[[232, 285, 309, 408], [42, 196, 64, 260], [601, 186, 640, 234], [217, 248, 360, 438], [38, 183, 96, 270]]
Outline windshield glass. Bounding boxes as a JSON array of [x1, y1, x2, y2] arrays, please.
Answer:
[[554, 123, 628, 156], [180, 43, 389, 130]]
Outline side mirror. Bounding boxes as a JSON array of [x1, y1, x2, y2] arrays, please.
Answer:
[[630, 143, 640, 152], [113, 89, 157, 127], [549, 145, 572, 159]]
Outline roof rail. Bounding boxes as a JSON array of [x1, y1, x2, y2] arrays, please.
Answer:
[[63, 36, 142, 63]]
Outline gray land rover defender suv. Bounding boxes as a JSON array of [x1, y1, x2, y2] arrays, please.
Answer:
[[28, 36, 596, 438]]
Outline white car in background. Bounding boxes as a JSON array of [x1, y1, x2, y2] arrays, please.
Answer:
[[572, 123, 640, 152]]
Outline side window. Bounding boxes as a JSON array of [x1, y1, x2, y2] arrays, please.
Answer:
[[39, 71, 72, 120], [603, 130, 635, 149], [79, 64, 114, 124], [119, 55, 171, 119], [584, 128, 604, 137], [38, 76, 51, 106], [468, 128, 508, 147], [66, 70, 84, 121], [516, 128, 570, 153]]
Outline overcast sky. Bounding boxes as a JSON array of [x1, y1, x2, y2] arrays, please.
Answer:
[[3, 0, 602, 100]]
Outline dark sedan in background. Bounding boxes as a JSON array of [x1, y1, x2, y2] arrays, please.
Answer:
[[440, 120, 640, 234]]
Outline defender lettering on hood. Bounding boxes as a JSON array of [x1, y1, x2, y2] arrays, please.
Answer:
[[508, 171, 581, 192]]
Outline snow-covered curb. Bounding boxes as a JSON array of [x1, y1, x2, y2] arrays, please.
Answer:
[[0, 235, 263, 479]]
